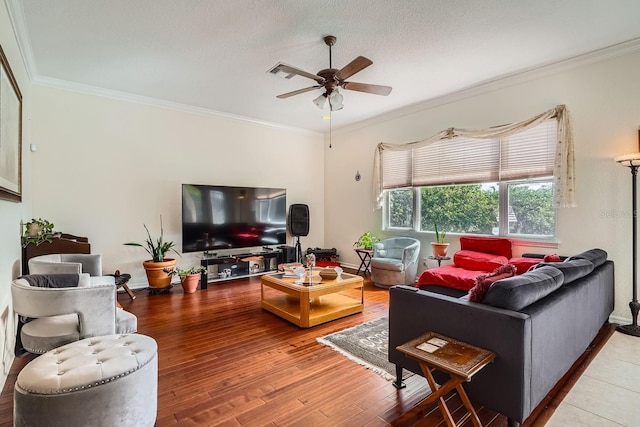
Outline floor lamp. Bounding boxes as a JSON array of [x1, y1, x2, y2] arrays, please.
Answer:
[[614, 129, 640, 337]]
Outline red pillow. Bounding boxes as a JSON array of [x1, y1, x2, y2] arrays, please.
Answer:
[[543, 254, 562, 262], [468, 264, 517, 302], [454, 250, 509, 272], [459, 236, 512, 259], [509, 257, 542, 274]]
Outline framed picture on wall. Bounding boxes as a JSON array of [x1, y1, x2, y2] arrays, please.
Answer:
[[0, 43, 23, 202]]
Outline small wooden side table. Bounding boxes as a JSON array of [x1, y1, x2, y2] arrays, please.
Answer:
[[428, 255, 451, 267], [354, 249, 374, 276], [393, 332, 496, 427]]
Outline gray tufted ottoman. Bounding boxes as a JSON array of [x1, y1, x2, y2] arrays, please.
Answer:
[[14, 334, 157, 427]]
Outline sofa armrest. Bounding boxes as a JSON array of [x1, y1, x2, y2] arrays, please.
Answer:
[[401, 241, 420, 265], [388, 285, 532, 422]]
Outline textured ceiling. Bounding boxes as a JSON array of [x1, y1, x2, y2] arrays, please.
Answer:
[[8, 0, 640, 132]]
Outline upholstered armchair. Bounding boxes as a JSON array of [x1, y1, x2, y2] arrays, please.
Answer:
[[11, 273, 137, 355], [370, 237, 421, 288]]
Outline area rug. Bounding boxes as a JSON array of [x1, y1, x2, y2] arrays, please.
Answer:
[[316, 317, 411, 381]]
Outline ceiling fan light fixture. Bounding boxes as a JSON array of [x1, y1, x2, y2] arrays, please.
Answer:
[[313, 93, 327, 109], [329, 91, 343, 111]]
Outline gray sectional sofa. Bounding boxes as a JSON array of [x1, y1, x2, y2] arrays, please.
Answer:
[[388, 249, 614, 426]]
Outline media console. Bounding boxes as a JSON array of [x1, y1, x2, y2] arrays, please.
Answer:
[[199, 250, 285, 289]]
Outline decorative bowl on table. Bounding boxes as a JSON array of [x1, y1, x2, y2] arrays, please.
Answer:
[[319, 267, 342, 280]]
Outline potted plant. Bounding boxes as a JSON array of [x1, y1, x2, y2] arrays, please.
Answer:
[[124, 216, 180, 290], [431, 223, 449, 257], [164, 265, 206, 294], [21, 218, 57, 247], [354, 231, 380, 250]]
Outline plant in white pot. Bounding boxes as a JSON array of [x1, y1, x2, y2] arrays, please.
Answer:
[[164, 265, 206, 294], [431, 223, 449, 257], [21, 218, 57, 247], [124, 217, 180, 290]]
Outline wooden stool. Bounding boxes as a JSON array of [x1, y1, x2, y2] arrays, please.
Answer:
[[393, 332, 496, 427], [113, 270, 135, 300]]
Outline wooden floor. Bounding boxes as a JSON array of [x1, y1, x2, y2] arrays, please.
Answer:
[[0, 273, 614, 426]]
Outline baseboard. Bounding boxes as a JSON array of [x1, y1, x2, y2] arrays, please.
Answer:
[[609, 314, 629, 325]]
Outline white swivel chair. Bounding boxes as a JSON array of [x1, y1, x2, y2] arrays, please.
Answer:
[[370, 237, 421, 288], [12, 273, 137, 355]]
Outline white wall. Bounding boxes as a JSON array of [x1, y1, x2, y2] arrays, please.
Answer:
[[325, 48, 640, 322], [0, 1, 31, 392], [29, 86, 325, 286]]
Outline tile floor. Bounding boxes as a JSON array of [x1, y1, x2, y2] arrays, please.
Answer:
[[547, 331, 640, 426]]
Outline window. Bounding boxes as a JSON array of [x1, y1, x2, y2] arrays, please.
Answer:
[[383, 120, 557, 239]]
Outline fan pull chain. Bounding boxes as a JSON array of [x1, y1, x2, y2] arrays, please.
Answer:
[[329, 109, 332, 149]]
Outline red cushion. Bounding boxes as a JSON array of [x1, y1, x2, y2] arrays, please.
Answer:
[[454, 250, 509, 272], [459, 236, 512, 259], [468, 264, 517, 302], [417, 265, 490, 291], [509, 257, 542, 274], [543, 254, 562, 262]]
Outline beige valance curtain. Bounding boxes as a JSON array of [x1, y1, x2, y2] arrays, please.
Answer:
[[372, 104, 575, 209]]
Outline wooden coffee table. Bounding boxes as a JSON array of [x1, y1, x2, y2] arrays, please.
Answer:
[[261, 270, 364, 328]]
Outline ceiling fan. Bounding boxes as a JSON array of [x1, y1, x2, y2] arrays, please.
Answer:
[[268, 35, 392, 111]]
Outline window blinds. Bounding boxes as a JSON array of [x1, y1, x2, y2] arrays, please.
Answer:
[[381, 119, 557, 188]]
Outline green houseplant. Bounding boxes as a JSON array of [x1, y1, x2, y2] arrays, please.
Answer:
[[431, 223, 449, 257], [125, 216, 180, 290], [21, 218, 56, 247], [354, 231, 380, 250], [164, 265, 206, 294]]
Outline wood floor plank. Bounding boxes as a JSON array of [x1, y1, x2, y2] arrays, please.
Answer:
[[0, 272, 615, 426]]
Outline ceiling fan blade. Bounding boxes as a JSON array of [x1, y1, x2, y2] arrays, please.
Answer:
[[276, 86, 321, 99], [342, 81, 392, 96], [275, 64, 324, 83], [335, 56, 373, 81]]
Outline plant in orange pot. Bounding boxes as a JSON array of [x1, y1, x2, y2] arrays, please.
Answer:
[[431, 223, 449, 257], [164, 265, 206, 294], [125, 217, 179, 290]]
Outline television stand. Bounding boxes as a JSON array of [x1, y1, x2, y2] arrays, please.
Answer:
[[199, 249, 284, 289]]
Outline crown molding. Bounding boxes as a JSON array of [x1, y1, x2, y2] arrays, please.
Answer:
[[335, 37, 640, 135], [32, 76, 319, 135]]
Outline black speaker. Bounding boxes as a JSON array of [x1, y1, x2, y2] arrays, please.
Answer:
[[279, 246, 297, 263], [288, 204, 309, 237]]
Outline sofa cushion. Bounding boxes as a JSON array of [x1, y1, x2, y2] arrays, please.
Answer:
[[454, 250, 509, 272], [483, 265, 564, 311], [534, 259, 594, 284], [370, 258, 404, 272], [509, 257, 542, 274], [460, 236, 512, 259], [566, 248, 608, 268], [468, 264, 518, 303]]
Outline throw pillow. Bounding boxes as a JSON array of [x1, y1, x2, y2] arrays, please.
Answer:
[[543, 254, 562, 262], [17, 273, 81, 288], [468, 264, 517, 303], [453, 250, 509, 272], [509, 257, 543, 274]]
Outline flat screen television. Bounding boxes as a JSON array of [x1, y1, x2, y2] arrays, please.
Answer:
[[182, 184, 287, 253]]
